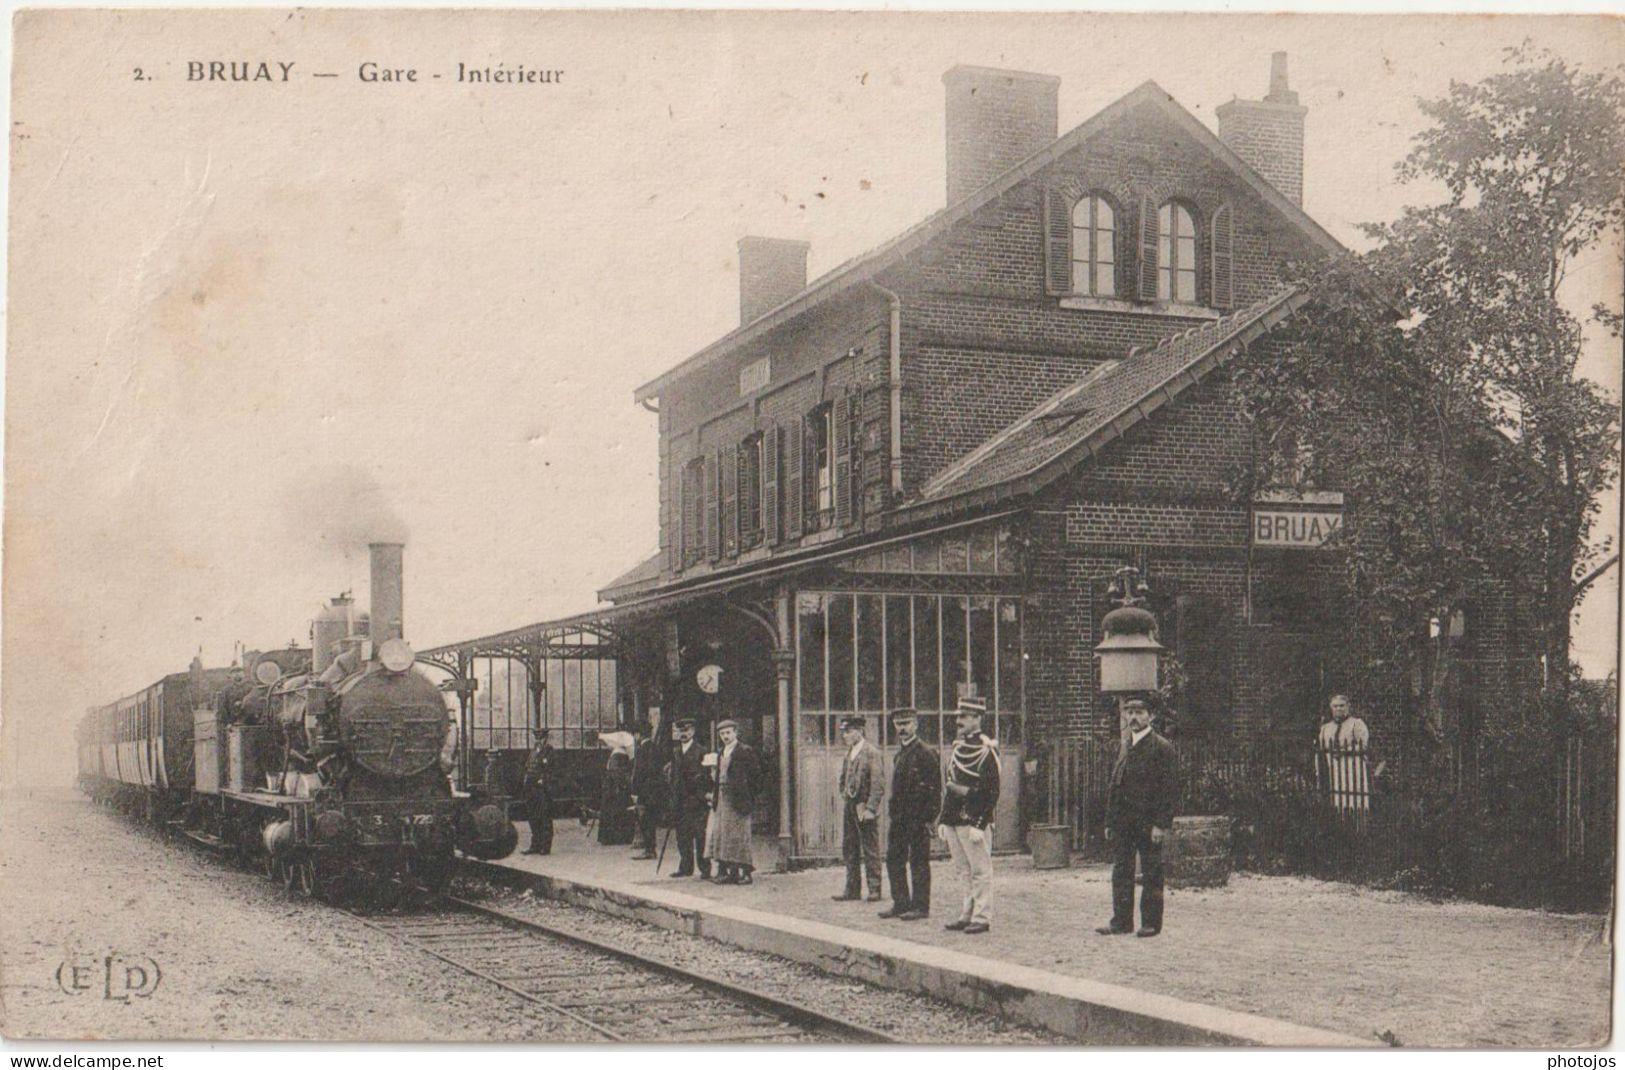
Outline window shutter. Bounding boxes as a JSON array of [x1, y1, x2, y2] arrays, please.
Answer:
[[1137, 194, 1160, 303], [1043, 189, 1072, 296], [722, 445, 739, 558], [833, 392, 854, 529], [763, 426, 781, 547], [1211, 204, 1235, 310], [681, 463, 699, 567], [783, 419, 803, 540], [847, 393, 863, 523], [705, 449, 721, 562], [669, 470, 682, 570]]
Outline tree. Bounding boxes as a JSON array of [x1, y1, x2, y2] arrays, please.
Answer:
[[1232, 45, 1622, 733], [1232, 260, 1533, 740], [1374, 44, 1623, 704]]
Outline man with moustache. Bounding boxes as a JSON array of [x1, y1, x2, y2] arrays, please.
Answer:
[[879, 708, 941, 921], [710, 718, 760, 885], [666, 718, 711, 879], [937, 696, 999, 935], [833, 716, 885, 902], [1096, 698, 1178, 938]]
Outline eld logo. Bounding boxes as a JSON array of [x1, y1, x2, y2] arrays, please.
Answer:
[[56, 953, 162, 1002]]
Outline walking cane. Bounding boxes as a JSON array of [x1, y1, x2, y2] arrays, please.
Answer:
[[654, 824, 672, 875]]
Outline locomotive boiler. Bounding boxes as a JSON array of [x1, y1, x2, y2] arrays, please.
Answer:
[[78, 541, 517, 905]]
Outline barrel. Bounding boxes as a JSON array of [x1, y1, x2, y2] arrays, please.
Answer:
[[1028, 824, 1071, 869], [1165, 815, 1231, 888]]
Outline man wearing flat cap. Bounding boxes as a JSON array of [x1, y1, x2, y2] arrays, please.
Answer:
[[937, 695, 999, 934], [833, 715, 885, 902], [880, 709, 941, 920], [666, 718, 711, 879], [1097, 698, 1177, 938], [710, 718, 760, 884]]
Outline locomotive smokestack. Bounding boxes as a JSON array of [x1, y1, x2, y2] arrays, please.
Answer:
[[369, 542, 404, 645]]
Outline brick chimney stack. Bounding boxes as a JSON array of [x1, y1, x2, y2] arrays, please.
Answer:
[[737, 236, 810, 326], [942, 65, 1060, 206], [1216, 52, 1308, 207]]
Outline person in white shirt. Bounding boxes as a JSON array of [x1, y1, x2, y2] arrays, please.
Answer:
[[833, 716, 885, 901]]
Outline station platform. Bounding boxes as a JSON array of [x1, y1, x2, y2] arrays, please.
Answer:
[[472, 821, 1368, 1046], [474, 822, 1612, 1047]]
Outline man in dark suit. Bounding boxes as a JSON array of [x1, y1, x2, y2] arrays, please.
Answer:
[[1097, 699, 1178, 937], [630, 722, 667, 860], [880, 708, 941, 920], [666, 718, 710, 879], [520, 732, 555, 855], [833, 716, 886, 901]]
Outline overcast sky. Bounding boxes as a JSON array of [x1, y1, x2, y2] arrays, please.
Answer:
[[6, 10, 1620, 786]]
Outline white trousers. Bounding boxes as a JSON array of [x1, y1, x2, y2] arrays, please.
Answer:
[[943, 824, 993, 924]]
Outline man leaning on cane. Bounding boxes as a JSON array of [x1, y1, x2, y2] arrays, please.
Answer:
[[1097, 698, 1178, 938]]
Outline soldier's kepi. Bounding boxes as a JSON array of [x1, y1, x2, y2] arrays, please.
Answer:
[[937, 695, 1000, 935]]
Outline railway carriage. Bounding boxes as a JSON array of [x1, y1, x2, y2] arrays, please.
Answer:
[[79, 669, 232, 815]]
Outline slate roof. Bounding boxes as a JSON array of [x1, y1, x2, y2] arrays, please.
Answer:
[[905, 285, 1310, 517], [634, 81, 1347, 404], [596, 550, 666, 602]]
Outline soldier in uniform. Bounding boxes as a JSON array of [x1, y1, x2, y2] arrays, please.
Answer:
[[667, 718, 711, 879], [880, 708, 941, 920], [521, 731, 555, 855], [937, 696, 999, 934]]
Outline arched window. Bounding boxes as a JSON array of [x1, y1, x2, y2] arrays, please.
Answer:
[[1070, 194, 1116, 297], [1158, 201, 1198, 303]]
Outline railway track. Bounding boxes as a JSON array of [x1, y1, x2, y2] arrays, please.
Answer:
[[348, 896, 902, 1044]]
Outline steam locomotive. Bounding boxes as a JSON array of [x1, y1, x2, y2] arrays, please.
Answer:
[[76, 543, 517, 904]]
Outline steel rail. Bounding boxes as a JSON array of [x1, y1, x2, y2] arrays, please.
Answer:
[[441, 895, 902, 1044], [344, 908, 629, 1041], [347, 896, 899, 1044]]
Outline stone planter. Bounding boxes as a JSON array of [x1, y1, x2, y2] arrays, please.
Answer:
[[1165, 815, 1231, 888], [1028, 823, 1071, 869]]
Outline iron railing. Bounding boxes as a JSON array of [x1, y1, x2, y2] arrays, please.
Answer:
[[1039, 729, 1615, 908]]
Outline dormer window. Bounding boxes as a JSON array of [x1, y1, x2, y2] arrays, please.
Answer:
[[1070, 194, 1116, 297], [1158, 201, 1198, 304]]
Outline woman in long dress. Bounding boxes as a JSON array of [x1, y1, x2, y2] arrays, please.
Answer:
[[597, 734, 637, 845]]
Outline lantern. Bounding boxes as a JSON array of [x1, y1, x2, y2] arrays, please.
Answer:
[[1094, 567, 1164, 693], [1095, 603, 1164, 692]]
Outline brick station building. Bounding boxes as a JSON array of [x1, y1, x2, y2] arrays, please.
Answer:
[[429, 55, 1541, 864]]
